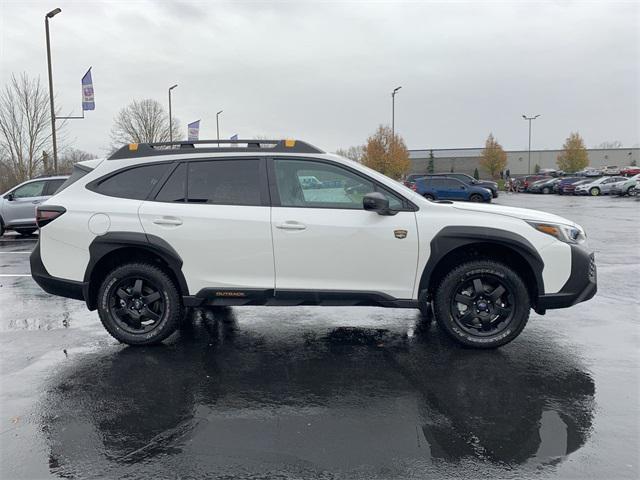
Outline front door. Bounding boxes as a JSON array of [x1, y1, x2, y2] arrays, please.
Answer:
[[3, 180, 47, 225], [139, 158, 274, 295], [269, 158, 419, 299]]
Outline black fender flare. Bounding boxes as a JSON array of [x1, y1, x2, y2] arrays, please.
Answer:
[[83, 232, 189, 307], [418, 226, 545, 299]]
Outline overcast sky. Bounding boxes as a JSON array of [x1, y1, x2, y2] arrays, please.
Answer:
[[1, 0, 638, 156]]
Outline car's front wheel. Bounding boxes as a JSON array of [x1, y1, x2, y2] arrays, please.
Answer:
[[97, 262, 183, 345], [589, 187, 600, 196], [434, 260, 530, 348], [469, 193, 484, 202]]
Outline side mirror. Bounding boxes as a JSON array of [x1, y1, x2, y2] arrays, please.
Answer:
[[5, 193, 14, 201], [363, 192, 395, 215], [460, 186, 466, 190]]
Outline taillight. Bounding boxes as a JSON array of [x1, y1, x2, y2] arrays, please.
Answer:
[[36, 206, 66, 228]]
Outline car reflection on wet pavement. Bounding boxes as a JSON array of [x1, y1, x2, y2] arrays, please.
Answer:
[[0, 194, 638, 479]]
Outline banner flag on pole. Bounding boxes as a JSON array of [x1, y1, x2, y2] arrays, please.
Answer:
[[188, 120, 200, 141], [81, 68, 95, 111], [230, 134, 238, 140]]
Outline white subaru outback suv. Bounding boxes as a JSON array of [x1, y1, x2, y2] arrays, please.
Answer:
[[30, 139, 596, 348]]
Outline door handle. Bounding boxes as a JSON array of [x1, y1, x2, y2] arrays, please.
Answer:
[[152, 216, 183, 226], [275, 221, 307, 231], [32, 200, 41, 204]]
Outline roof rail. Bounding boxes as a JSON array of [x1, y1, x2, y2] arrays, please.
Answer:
[[108, 139, 324, 160]]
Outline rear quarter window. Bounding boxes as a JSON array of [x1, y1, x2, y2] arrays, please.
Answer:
[[90, 163, 170, 200]]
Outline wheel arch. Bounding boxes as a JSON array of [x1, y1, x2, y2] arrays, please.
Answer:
[[418, 226, 544, 308], [83, 232, 188, 310]]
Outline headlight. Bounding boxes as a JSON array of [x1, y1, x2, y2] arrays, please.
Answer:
[[527, 221, 586, 244]]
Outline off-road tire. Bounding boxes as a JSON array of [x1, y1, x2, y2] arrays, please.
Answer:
[[97, 262, 182, 345], [434, 259, 530, 348]]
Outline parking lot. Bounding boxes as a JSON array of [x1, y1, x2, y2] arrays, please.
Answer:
[[0, 194, 638, 479]]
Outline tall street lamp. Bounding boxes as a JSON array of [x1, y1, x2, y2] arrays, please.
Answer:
[[168, 84, 178, 142], [45, 7, 62, 173], [216, 110, 223, 141], [522, 114, 541, 174], [391, 86, 402, 140]]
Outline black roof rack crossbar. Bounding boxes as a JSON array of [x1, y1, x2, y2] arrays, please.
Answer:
[[108, 139, 324, 160]]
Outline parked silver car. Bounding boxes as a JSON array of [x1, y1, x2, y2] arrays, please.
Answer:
[[573, 176, 627, 196], [0, 175, 68, 236]]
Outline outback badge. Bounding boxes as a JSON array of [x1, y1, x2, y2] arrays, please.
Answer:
[[394, 229, 408, 239]]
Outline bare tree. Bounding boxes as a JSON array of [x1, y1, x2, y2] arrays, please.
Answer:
[[58, 148, 98, 174], [335, 145, 364, 162], [595, 140, 623, 149], [110, 99, 181, 148], [0, 74, 53, 184]]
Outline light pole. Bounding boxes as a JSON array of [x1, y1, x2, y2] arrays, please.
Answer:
[[168, 84, 178, 142], [391, 86, 402, 140], [216, 110, 223, 141], [522, 114, 540, 174], [45, 7, 61, 173]]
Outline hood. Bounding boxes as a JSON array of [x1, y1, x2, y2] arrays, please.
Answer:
[[477, 180, 498, 188], [451, 202, 579, 227]]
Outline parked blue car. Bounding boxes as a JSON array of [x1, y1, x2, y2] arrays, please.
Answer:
[[415, 176, 492, 202]]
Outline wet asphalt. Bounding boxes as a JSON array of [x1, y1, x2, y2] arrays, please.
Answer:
[[0, 194, 638, 479]]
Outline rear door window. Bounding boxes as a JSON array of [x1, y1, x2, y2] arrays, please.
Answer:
[[156, 163, 187, 202], [93, 163, 169, 200], [187, 159, 263, 206], [44, 179, 66, 196]]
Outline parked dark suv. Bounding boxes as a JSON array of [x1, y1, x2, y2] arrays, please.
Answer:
[[420, 173, 498, 198]]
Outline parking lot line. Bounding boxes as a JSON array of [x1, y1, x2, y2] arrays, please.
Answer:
[[0, 252, 31, 254], [0, 274, 31, 277]]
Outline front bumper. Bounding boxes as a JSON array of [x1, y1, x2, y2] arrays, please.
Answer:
[[30, 239, 87, 302], [536, 245, 597, 313]]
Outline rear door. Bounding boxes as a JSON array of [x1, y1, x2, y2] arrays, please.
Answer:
[[139, 158, 274, 295], [3, 180, 46, 225]]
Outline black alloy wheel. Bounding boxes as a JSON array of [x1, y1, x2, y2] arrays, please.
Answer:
[[449, 275, 513, 337], [97, 262, 183, 345], [434, 260, 530, 348], [110, 276, 165, 334]]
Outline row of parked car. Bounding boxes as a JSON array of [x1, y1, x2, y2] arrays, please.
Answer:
[[517, 173, 640, 196]]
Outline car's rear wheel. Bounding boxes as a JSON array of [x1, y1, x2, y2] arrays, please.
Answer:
[[542, 187, 551, 194], [97, 262, 182, 345], [589, 187, 600, 196], [423, 194, 435, 201], [627, 186, 635, 196], [469, 193, 484, 202], [434, 260, 530, 348]]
